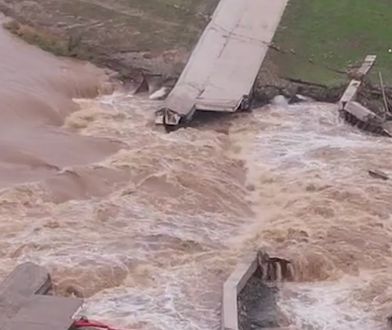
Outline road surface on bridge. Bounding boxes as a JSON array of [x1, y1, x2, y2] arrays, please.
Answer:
[[156, 0, 289, 125]]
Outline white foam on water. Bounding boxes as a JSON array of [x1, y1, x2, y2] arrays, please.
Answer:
[[279, 278, 385, 330], [230, 103, 392, 329]]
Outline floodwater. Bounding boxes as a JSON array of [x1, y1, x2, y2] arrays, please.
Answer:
[[1, 17, 392, 330]]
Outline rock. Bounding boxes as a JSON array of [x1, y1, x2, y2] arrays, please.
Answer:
[[290, 94, 313, 103], [271, 95, 288, 106]]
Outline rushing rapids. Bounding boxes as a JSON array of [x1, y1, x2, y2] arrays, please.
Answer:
[[1, 15, 392, 330]]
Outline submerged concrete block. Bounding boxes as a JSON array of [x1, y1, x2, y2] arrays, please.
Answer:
[[339, 80, 361, 109], [341, 101, 390, 136], [222, 255, 258, 330], [5, 295, 83, 330], [0, 263, 51, 320], [344, 101, 382, 122], [0, 262, 51, 297], [0, 263, 83, 330], [339, 55, 376, 110]]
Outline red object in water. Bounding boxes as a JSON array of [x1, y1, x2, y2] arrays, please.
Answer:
[[73, 318, 128, 330]]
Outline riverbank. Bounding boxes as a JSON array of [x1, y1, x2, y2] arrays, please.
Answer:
[[0, 0, 217, 80], [2, 0, 391, 108]]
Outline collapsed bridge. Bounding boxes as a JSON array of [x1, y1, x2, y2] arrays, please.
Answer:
[[155, 0, 289, 126]]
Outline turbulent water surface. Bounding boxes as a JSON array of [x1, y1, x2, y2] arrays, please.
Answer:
[[1, 17, 392, 330]]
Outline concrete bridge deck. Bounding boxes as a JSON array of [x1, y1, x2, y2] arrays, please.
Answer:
[[156, 0, 288, 126], [0, 263, 82, 330]]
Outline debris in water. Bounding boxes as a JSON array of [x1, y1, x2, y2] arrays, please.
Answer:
[[257, 250, 294, 282], [339, 55, 392, 136], [368, 169, 389, 181], [236, 251, 293, 330], [341, 101, 391, 136], [291, 93, 313, 103], [149, 86, 169, 100]]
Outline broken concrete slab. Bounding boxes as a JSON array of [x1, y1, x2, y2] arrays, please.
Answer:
[[339, 55, 376, 109], [344, 101, 384, 124], [357, 55, 377, 78], [238, 276, 287, 330], [338, 56, 392, 136], [0, 262, 51, 320], [0, 263, 83, 330], [222, 252, 293, 330], [0, 262, 51, 296], [339, 80, 362, 109], [4, 295, 83, 330], [257, 251, 294, 282], [342, 101, 391, 136], [222, 255, 258, 330]]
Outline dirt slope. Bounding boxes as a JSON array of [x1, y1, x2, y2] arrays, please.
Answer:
[[0, 0, 218, 78]]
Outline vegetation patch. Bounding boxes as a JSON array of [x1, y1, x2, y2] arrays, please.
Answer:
[[1, 0, 392, 88], [272, 0, 392, 86]]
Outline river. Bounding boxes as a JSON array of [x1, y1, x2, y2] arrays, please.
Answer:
[[1, 16, 392, 330]]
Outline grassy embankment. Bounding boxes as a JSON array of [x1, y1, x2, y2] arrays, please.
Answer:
[[272, 0, 392, 86], [0, 0, 217, 76], [1, 0, 392, 86]]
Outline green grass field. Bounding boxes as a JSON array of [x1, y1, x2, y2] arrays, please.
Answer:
[[2, 0, 392, 87], [273, 0, 392, 86]]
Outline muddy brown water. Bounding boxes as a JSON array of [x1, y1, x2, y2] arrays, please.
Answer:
[[1, 15, 392, 330]]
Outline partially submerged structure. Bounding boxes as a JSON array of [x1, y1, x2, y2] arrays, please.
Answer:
[[155, 0, 289, 126], [339, 55, 392, 136], [222, 251, 293, 330], [0, 263, 82, 330]]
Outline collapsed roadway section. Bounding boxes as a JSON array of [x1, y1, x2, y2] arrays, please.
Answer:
[[155, 0, 289, 126]]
